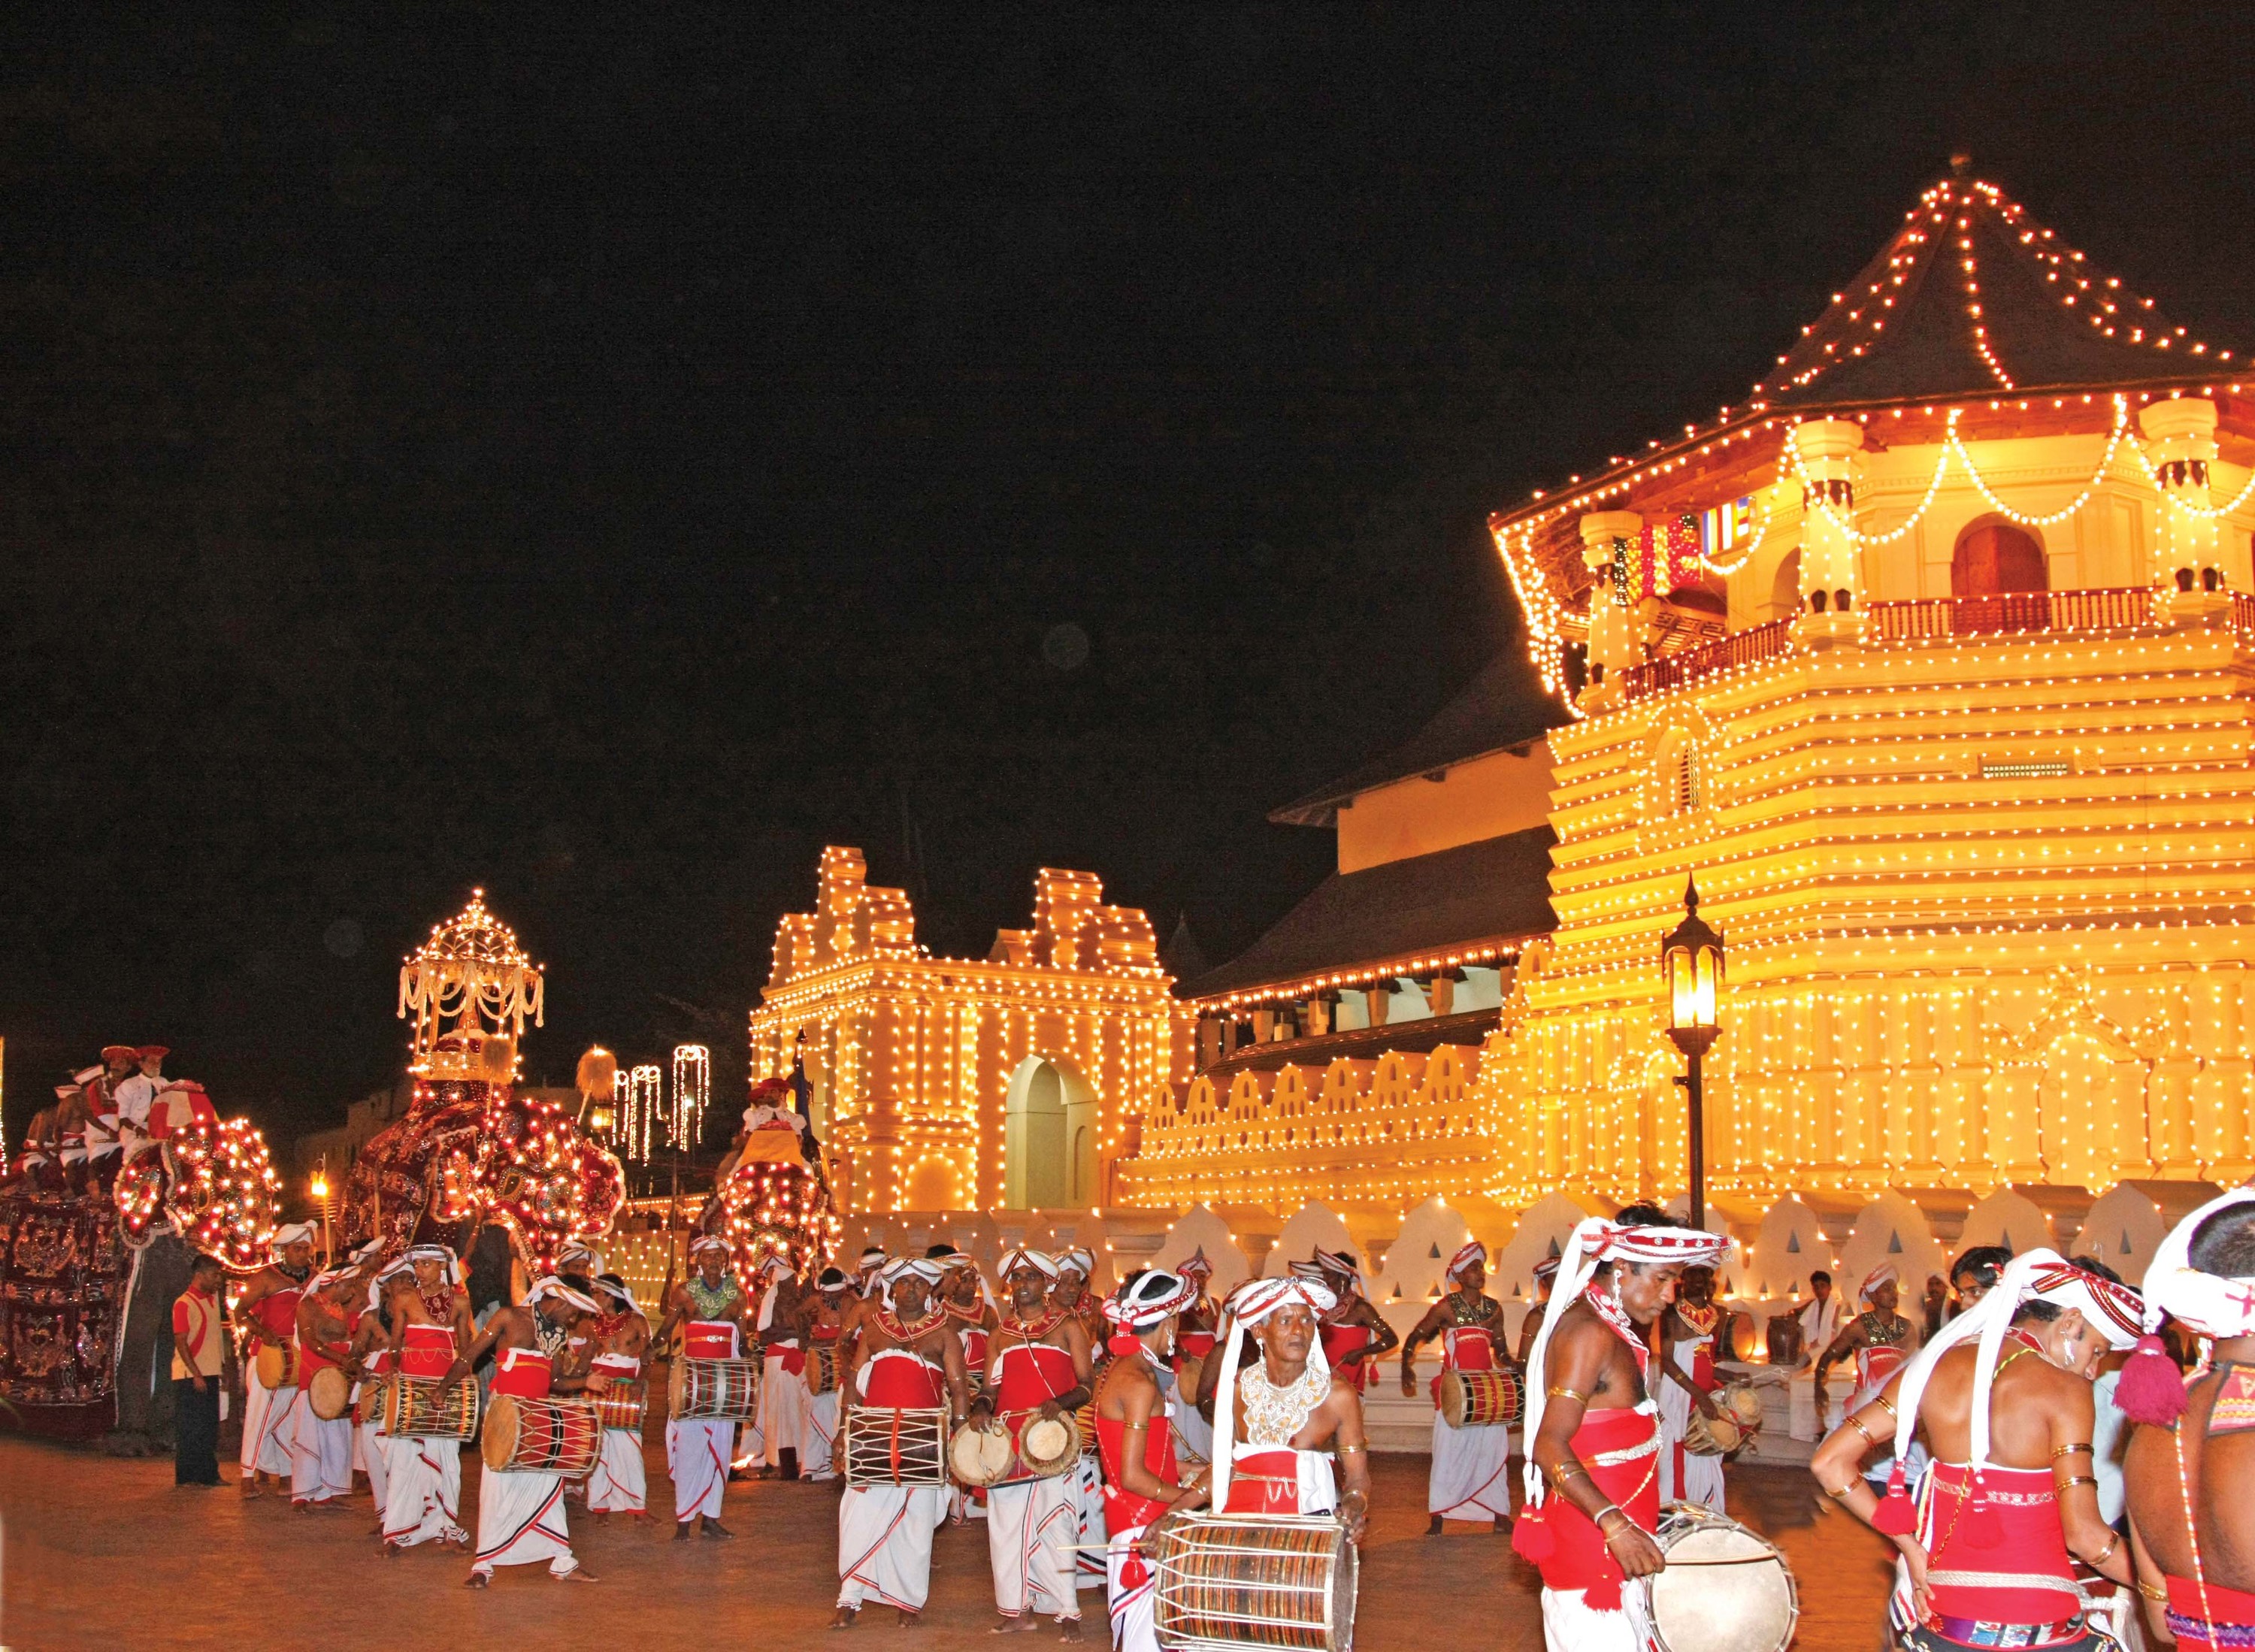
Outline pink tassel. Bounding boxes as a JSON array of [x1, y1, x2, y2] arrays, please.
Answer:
[[1870, 1464, 1918, 1536], [1511, 1505, 1557, 1564], [2114, 1335, 2189, 1426]]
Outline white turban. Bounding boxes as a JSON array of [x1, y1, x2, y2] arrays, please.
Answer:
[[525, 1276, 600, 1315], [1445, 1240, 1487, 1281], [1859, 1264, 1898, 1304], [1103, 1269, 1196, 1333], [269, 1221, 317, 1255], [1000, 1246, 1059, 1281], [1056, 1246, 1094, 1280]]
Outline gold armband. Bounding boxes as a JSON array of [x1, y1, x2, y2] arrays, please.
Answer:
[[1847, 1414, 1880, 1445], [1824, 1479, 1861, 1499], [2051, 1441, 2093, 1459], [2058, 1474, 2098, 1491], [2135, 1579, 2166, 1603], [1335, 1443, 1367, 1454], [1871, 1392, 1898, 1418], [1547, 1385, 1588, 1403]]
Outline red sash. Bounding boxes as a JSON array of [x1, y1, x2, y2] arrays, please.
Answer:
[[1527, 1407, 1661, 1609], [492, 1347, 554, 1399], [862, 1350, 946, 1408], [400, 1323, 456, 1379], [1097, 1407, 1178, 1532], [1320, 1322, 1373, 1393], [253, 1287, 301, 1341], [686, 1320, 739, 1360], [1921, 1463, 2075, 1626], [1221, 1448, 1305, 1516]]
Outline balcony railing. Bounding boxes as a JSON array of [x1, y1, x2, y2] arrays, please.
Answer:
[[1866, 586, 2159, 642], [1618, 618, 1792, 704]]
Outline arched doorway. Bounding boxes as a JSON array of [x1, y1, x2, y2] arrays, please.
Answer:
[[1952, 521, 2047, 596], [1768, 548, 1802, 620], [1003, 1056, 1100, 1209]]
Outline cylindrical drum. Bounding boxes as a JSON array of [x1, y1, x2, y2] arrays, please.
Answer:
[[1438, 1368, 1524, 1429], [1146, 1513, 1358, 1651], [807, 1343, 840, 1397], [383, 1373, 480, 1440], [483, 1394, 602, 1476], [1643, 1505, 1798, 1652], [592, 1378, 648, 1433], [254, 1341, 301, 1391], [844, 1405, 949, 1487], [668, 1356, 761, 1420]]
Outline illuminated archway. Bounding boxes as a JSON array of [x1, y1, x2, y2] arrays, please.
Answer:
[[1003, 1055, 1100, 1209]]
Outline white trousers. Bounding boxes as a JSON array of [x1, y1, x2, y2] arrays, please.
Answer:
[[1073, 1453, 1109, 1590], [290, 1406, 353, 1505], [472, 1466, 576, 1577], [359, 1419, 388, 1518], [667, 1416, 733, 1521], [1106, 1524, 1159, 1652], [761, 1356, 808, 1468], [987, 1475, 1081, 1621], [1540, 1584, 1651, 1651], [1656, 1381, 1726, 1509], [381, 1434, 467, 1547], [589, 1427, 646, 1514], [1429, 1413, 1515, 1520], [242, 1375, 299, 1477], [837, 1484, 946, 1613], [802, 1390, 840, 1482]]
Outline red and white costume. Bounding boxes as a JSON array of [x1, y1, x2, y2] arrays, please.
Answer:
[[1096, 1269, 1200, 1652], [986, 1308, 1083, 1626], [471, 1279, 598, 1581], [1169, 1249, 1219, 1466], [383, 1321, 468, 1548], [1209, 1277, 1342, 1520], [669, 1317, 742, 1523], [587, 1339, 646, 1516], [290, 1275, 354, 1507], [803, 1313, 845, 1484], [355, 1335, 392, 1520], [1657, 1301, 1724, 1510], [837, 1325, 951, 1614], [754, 1259, 810, 1474], [1515, 1217, 1730, 1652], [238, 1236, 313, 1480], [1428, 1240, 1513, 1523], [1872, 1248, 2144, 1651]]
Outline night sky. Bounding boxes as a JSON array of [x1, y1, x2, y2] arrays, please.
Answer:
[[6, 11, 2252, 1148]]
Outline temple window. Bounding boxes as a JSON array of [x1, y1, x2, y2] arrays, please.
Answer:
[[1952, 519, 2048, 596]]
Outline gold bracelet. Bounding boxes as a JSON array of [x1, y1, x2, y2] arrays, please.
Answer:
[[2135, 1578, 2166, 1603], [1547, 1385, 1588, 1403], [1872, 1393, 1898, 1418], [2052, 1441, 2093, 1459], [2059, 1474, 2099, 1491], [1825, 1479, 1862, 1499], [1551, 1463, 1590, 1484], [1847, 1414, 1879, 1445], [2092, 1531, 2120, 1566]]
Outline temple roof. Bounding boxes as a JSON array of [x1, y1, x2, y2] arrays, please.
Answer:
[[1270, 653, 1560, 828], [1185, 824, 1557, 1004]]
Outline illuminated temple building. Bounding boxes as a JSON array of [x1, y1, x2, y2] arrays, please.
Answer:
[[1128, 171, 2255, 1227]]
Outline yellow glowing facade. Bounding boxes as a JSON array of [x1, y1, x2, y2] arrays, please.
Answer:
[[749, 847, 1190, 1215], [1124, 174, 2255, 1222]]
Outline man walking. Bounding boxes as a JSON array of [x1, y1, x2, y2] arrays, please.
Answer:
[[171, 1253, 227, 1486]]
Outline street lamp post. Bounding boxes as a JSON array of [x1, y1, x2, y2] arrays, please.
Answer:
[[1660, 877, 1725, 1234]]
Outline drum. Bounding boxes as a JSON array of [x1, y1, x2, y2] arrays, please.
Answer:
[[1438, 1368, 1524, 1429], [948, 1420, 1015, 1488], [1016, 1412, 1079, 1478], [591, 1378, 648, 1433], [483, 1394, 602, 1477], [383, 1373, 480, 1440], [1684, 1384, 1763, 1457], [254, 1341, 301, 1391], [668, 1356, 761, 1420], [307, 1366, 352, 1421], [844, 1405, 949, 1487], [1643, 1505, 1798, 1652], [1146, 1512, 1357, 1652], [1763, 1312, 1805, 1367], [807, 1342, 840, 1396]]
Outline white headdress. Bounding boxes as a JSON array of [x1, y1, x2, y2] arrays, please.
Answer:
[[525, 1276, 600, 1315], [1056, 1246, 1094, 1280], [269, 1221, 317, 1255], [999, 1245, 1059, 1281]]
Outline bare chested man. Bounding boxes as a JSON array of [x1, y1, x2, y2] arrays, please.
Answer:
[[442, 1277, 608, 1586], [1403, 1240, 1512, 1532], [2122, 1190, 2255, 1647], [1200, 1275, 1370, 1533], [654, 1235, 755, 1529], [832, 1260, 971, 1629], [970, 1248, 1092, 1638], [236, 1223, 318, 1496], [379, 1245, 477, 1552], [1516, 1207, 1727, 1652], [1310, 1250, 1399, 1392], [1092, 1269, 1209, 1652], [1814, 1249, 2141, 1651]]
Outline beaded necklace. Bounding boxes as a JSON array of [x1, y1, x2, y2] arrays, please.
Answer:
[[1238, 1359, 1332, 1447]]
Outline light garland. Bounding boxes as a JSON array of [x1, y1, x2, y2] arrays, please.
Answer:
[[398, 889, 544, 1073], [116, 1114, 283, 1272], [622, 1064, 663, 1162], [670, 1044, 710, 1149]]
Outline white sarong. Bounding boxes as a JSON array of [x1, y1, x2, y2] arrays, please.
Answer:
[[1430, 1408, 1514, 1520], [243, 1372, 299, 1478], [802, 1390, 840, 1484], [1072, 1452, 1109, 1590], [359, 1418, 388, 1519], [382, 1433, 468, 1547], [667, 1415, 733, 1522], [590, 1427, 646, 1514], [1540, 1583, 1651, 1651], [761, 1351, 808, 1469], [289, 1405, 353, 1506], [987, 1473, 1080, 1622], [1656, 1339, 1724, 1509], [838, 1483, 946, 1613], [472, 1466, 577, 1576], [1106, 1523, 1159, 1652]]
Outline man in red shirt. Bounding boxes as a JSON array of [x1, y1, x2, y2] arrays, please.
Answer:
[[171, 1253, 228, 1486]]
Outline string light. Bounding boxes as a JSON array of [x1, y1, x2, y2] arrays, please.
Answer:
[[116, 1114, 283, 1272], [623, 1064, 663, 1162], [670, 1044, 710, 1149]]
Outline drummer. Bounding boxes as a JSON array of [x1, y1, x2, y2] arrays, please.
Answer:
[[1200, 1275, 1370, 1531], [1308, 1249, 1399, 1393], [755, 1251, 813, 1481], [798, 1268, 852, 1487], [1401, 1239, 1513, 1534], [1656, 1263, 1730, 1511], [1091, 1269, 1209, 1652], [441, 1275, 609, 1587], [347, 1261, 405, 1529], [1812, 1265, 1915, 1435], [586, 1274, 651, 1522], [1051, 1247, 1109, 1593], [653, 1234, 755, 1538], [237, 1221, 317, 1498], [1169, 1250, 1220, 1465], [290, 1267, 358, 1510], [968, 1246, 1093, 1638], [833, 1259, 973, 1629], [1812, 1250, 2141, 1650], [2121, 1190, 2255, 1647], [1515, 1206, 1730, 1650], [381, 1245, 476, 1554]]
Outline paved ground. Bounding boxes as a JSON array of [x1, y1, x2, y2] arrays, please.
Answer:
[[0, 1435, 1896, 1650]]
